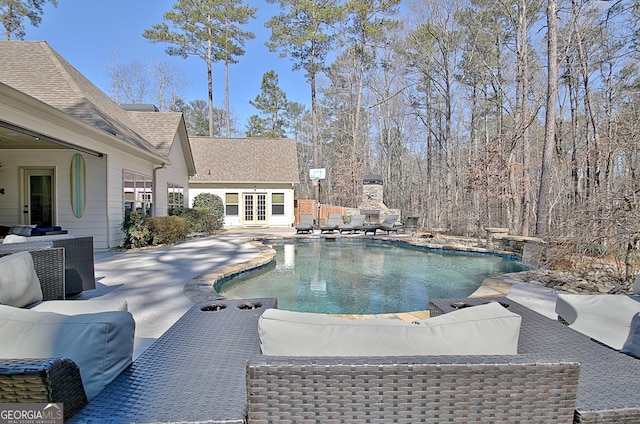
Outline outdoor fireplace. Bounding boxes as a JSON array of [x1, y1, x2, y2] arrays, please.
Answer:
[[360, 209, 381, 225], [359, 175, 384, 224], [357, 174, 400, 225]]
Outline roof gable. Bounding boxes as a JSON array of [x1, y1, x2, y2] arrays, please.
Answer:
[[189, 137, 299, 183], [128, 111, 196, 175], [0, 41, 163, 159]]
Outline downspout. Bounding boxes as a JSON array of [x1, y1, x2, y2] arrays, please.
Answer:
[[152, 163, 166, 217]]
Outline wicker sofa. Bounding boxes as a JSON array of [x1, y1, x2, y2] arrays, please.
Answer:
[[247, 298, 640, 423], [247, 355, 579, 423], [246, 304, 581, 423]]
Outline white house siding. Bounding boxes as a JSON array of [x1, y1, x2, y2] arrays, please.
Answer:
[[0, 86, 155, 251], [104, 153, 158, 250], [189, 184, 295, 228], [0, 146, 161, 252], [0, 140, 187, 252], [155, 133, 191, 216], [0, 149, 109, 246], [0, 79, 194, 252]]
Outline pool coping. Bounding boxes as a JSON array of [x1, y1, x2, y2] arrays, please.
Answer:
[[183, 234, 523, 304]]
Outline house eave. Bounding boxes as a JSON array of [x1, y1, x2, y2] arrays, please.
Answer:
[[0, 82, 167, 165]]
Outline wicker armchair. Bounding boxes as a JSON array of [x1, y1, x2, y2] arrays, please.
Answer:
[[0, 358, 87, 420], [0, 246, 66, 300], [0, 248, 87, 418], [30, 236, 95, 296]]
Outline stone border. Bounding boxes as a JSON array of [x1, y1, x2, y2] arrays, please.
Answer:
[[184, 241, 276, 302], [183, 234, 525, 303]]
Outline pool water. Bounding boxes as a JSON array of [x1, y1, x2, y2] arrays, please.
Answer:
[[218, 240, 527, 314]]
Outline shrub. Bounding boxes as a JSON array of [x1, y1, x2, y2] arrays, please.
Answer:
[[121, 210, 150, 248], [191, 193, 224, 234], [146, 216, 188, 246], [170, 207, 221, 234], [169, 208, 200, 232]]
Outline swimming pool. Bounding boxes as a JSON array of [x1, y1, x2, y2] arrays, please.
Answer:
[[218, 239, 527, 314]]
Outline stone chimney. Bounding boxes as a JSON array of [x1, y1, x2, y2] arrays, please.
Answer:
[[359, 175, 384, 224]]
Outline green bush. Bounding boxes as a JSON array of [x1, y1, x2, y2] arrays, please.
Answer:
[[170, 207, 220, 234], [191, 193, 224, 234], [121, 210, 150, 248], [169, 208, 199, 232], [146, 216, 188, 246]]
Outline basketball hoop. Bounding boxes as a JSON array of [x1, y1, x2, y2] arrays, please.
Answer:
[[312, 178, 319, 187]]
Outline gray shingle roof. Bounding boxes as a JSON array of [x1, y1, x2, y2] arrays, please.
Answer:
[[127, 111, 182, 157], [128, 111, 197, 175], [0, 41, 163, 159], [189, 137, 299, 183]]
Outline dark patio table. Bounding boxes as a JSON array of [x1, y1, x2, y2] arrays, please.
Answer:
[[69, 297, 277, 424], [430, 297, 640, 423]]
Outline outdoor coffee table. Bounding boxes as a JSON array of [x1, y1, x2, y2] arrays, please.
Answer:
[[69, 297, 277, 423], [430, 297, 640, 423]]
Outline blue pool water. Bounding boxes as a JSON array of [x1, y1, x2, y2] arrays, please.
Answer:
[[218, 239, 527, 314]]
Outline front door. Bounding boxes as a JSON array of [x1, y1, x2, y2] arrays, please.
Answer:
[[243, 193, 267, 226], [23, 168, 55, 226]]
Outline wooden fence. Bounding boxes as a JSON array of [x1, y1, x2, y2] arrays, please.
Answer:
[[295, 199, 347, 226]]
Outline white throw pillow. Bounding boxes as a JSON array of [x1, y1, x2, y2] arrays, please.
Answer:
[[0, 252, 43, 307], [259, 302, 521, 356], [2, 234, 27, 244]]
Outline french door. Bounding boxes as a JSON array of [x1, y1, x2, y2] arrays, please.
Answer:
[[243, 193, 267, 226], [23, 168, 55, 227]]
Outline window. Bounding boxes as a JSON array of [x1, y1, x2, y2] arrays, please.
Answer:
[[225, 193, 239, 215], [272, 193, 285, 215], [168, 184, 184, 211], [123, 170, 152, 215]]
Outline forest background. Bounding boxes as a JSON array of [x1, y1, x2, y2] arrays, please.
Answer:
[[4, 0, 640, 281]]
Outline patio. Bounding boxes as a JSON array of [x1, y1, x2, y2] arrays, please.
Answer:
[[76, 232, 267, 358], [3, 229, 640, 422]]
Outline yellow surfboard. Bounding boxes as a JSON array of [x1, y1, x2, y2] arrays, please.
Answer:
[[70, 153, 86, 218]]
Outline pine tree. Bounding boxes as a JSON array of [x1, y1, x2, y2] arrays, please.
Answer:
[[1, 0, 57, 40], [143, 0, 256, 136], [246, 70, 288, 138]]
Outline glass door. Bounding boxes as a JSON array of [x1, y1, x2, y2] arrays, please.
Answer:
[[23, 168, 55, 227], [243, 193, 267, 225]]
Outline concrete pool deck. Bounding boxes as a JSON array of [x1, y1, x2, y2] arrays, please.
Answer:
[[78, 228, 557, 358]]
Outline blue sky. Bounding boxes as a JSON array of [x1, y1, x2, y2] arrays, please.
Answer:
[[25, 0, 310, 130]]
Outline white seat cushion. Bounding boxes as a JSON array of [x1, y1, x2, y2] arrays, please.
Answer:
[[556, 293, 640, 349], [0, 304, 135, 400], [0, 252, 43, 307], [30, 299, 128, 314], [259, 302, 521, 356]]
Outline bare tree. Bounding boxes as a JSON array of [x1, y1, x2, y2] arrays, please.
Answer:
[[105, 53, 187, 112], [536, 0, 558, 237]]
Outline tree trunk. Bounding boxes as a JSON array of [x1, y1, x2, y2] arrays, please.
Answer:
[[536, 0, 558, 237], [519, 0, 531, 236], [207, 35, 214, 137], [225, 60, 231, 136]]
